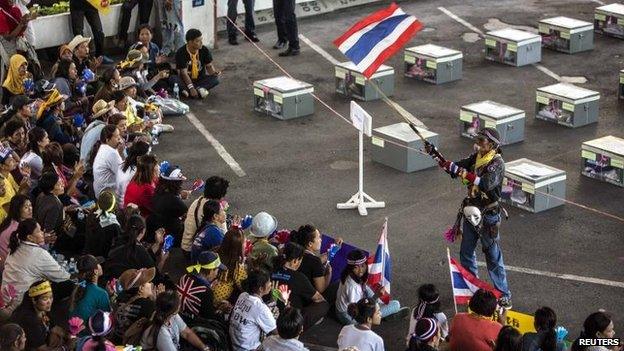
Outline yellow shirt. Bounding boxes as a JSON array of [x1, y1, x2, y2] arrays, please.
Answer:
[[213, 264, 247, 303], [0, 173, 19, 223], [124, 103, 142, 128]]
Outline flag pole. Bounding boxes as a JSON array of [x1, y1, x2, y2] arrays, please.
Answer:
[[447, 247, 459, 315], [381, 218, 387, 290]]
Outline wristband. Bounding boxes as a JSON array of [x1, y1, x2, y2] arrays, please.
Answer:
[[463, 172, 480, 185], [187, 83, 194, 90]]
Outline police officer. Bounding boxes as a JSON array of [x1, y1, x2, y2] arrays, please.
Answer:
[[425, 127, 512, 308]]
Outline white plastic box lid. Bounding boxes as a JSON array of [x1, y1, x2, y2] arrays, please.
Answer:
[[462, 100, 524, 120], [539, 16, 593, 30], [336, 61, 394, 78], [596, 3, 624, 16], [537, 83, 599, 101], [505, 158, 566, 185], [373, 122, 437, 144], [583, 135, 624, 156], [486, 28, 541, 44], [254, 76, 314, 93], [405, 44, 463, 60]]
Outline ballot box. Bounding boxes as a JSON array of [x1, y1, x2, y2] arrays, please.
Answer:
[[485, 28, 541, 66], [404, 44, 463, 84], [581, 135, 624, 187], [535, 83, 600, 128], [594, 3, 624, 39], [335, 61, 394, 101], [253, 76, 314, 120], [502, 158, 567, 213], [370, 123, 439, 173], [459, 100, 525, 145], [539, 16, 594, 54]]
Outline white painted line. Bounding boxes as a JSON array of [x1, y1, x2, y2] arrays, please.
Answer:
[[476, 261, 624, 288], [533, 64, 561, 81], [186, 112, 247, 177], [591, 0, 605, 5], [299, 33, 428, 128], [437, 6, 484, 36], [299, 34, 340, 65]]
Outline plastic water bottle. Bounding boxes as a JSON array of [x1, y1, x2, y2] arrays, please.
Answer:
[[173, 83, 180, 100], [68, 258, 77, 274], [151, 128, 159, 145]]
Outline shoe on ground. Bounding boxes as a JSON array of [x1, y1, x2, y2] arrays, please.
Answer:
[[100, 55, 114, 64], [181, 90, 189, 98], [273, 40, 287, 50], [382, 307, 410, 321], [279, 48, 300, 57], [498, 297, 512, 310], [244, 32, 260, 42], [155, 123, 174, 133], [198, 87, 209, 99], [228, 37, 239, 45]]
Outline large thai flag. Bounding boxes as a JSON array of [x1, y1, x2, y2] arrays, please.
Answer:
[[333, 3, 423, 79], [367, 218, 391, 304], [449, 256, 502, 305]]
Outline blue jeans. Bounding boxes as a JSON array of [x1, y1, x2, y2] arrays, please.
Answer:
[[460, 212, 511, 298]]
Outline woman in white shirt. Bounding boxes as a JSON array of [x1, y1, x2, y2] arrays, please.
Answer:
[[336, 249, 408, 325], [92, 125, 123, 196], [406, 284, 449, 345], [337, 297, 384, 351], [141, 290, 210, 351], [116, 140, 149, 201], [230, 269, 277, 351]]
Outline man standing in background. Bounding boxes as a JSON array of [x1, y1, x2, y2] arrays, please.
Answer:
[[227, 0, 259, 45]]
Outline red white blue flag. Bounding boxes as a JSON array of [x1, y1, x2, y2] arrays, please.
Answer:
[[333, 3, 423, 79], [367, 218, 391, 304], [449, 256, 502, 305]]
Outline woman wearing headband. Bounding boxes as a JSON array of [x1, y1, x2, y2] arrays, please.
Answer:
[[336, 249, 408, 325], [406, 284, 449, 345], [76, 310, 116, 351], [9, 280, 59, 350], [84, 190, 122, 258], [407, 317, 442, 351], [69, 255, 111, 335], [337, 297, 384, 351]]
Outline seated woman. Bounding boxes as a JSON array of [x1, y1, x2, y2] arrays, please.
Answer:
[[119, 48, 169, 98], [271, 242, 328, 330], [93, 67, 120, 103], [146, 163, 189, 245], [3, 119, 27, 157], [116, 140, 149, 202], [177, 250, 230, 323], [35, 89, 75, 145], [33, 171, 70, 250], [83, 190, 121, 258], [131, 25, 180, 94], [0, 323, 26, 351], [335, 249, 408, 325], [407, 317, 443, 351], [52, 58, 89, 118], [1, 218, 70, 312], [21, 127, 49, 183], [112, 267, 162, 344], [123, 154, 158, 218], [520, 307, 566, 351], [337, 298, 384, 351], [76, 310, 117, 351], [229, 269, 277, 351], [42, 142, 83, 202], [69, 255, 111, 334], [290, 224, 334, 293], [0, 194, 31, 272], [406, 284, 449, 345], [190, 199, 225, 260], [214, 228, 247, 304], [2, 54, 29, 106], [140, 290, 212, 351], [449, 289, 504, 351], [9, 280, 62, 351]]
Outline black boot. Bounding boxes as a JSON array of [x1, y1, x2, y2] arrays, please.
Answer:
[[273, 40, 287, 49], [279, 47, 300, 56]]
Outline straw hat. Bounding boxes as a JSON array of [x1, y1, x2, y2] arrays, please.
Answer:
[[67, 35, 92, 51], [91, 99, 113, 119]]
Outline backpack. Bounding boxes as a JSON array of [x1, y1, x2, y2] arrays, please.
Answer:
[[122, 317, 151, 348]]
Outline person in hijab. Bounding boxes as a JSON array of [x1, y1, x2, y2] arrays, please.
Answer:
[[2, 54, 28, 105]]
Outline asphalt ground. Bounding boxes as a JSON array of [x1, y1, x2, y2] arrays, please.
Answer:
[[155, 0, 624, 349]]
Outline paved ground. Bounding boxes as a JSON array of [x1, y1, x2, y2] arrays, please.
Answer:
[[156, 0, 624, 349]]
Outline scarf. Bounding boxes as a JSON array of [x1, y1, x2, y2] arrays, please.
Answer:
[[37, 89, 64, 119], [2, 54, 26, 95], [474, 150, 496, 172], [187, 46, 199, 80]]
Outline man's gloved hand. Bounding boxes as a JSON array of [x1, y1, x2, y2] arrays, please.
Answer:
[[424, 141, 436, 156], [440, 160, 462, 175]]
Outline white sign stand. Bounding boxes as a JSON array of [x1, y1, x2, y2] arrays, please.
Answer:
[[337, 102, 385, 216]]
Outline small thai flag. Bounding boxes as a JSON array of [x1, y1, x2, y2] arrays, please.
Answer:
[[333, 3, 423, 79], [449, 255, 502, 305], [367, 218, 391, 304]]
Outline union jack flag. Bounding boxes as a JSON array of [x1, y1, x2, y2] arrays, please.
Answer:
[[176, 274, 207, 316]]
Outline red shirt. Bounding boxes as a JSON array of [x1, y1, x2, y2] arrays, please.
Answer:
[[449, 313, 502, 351], [123, 181, 156, 217]]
